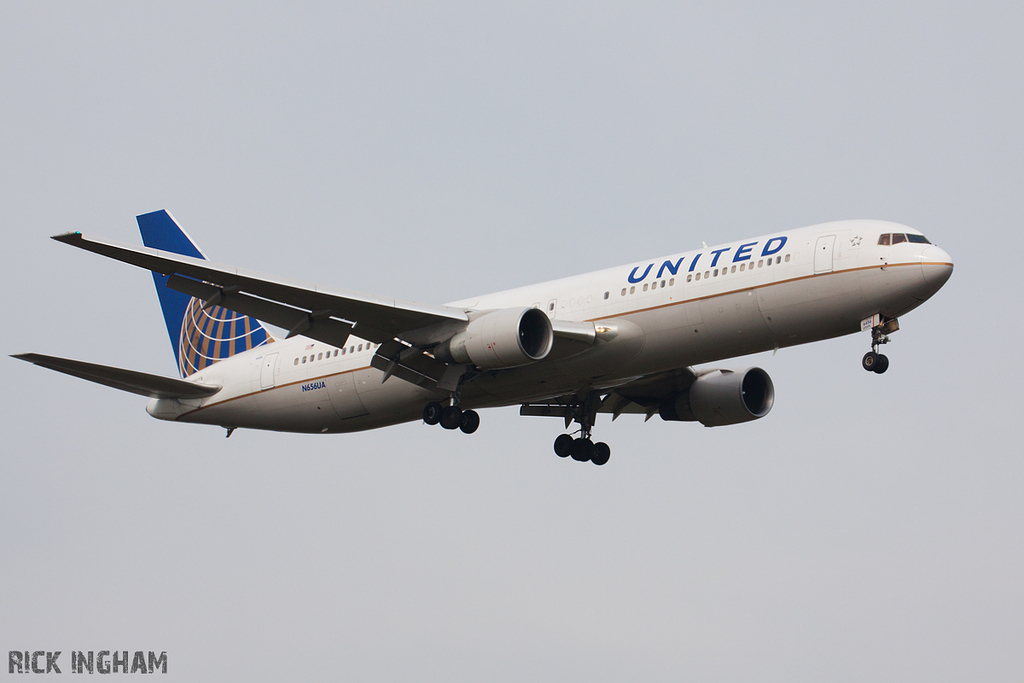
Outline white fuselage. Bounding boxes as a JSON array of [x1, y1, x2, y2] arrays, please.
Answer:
[[146, 220, 953, 433]]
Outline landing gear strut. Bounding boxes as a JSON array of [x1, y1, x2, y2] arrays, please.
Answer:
[[862, 317, 898, 374], [551, 393, 611, 466]]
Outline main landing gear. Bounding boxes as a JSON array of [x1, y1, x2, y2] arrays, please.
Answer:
[[553, 433, 611, 466], [862, 317, 899, 374], [423, 401, 480, 434], [551, 393, 611, 466]]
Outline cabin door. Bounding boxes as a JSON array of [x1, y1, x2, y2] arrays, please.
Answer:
[[259, 352, 279, 390], [814, 235, 836, 273]]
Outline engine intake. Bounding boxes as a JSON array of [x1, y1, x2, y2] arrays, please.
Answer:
[[659, 367, 774, 427], [434, 307, 554, 369]]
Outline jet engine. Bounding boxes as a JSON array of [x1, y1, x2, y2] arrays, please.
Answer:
[[659, 367, 774, 427], [433, 307, 554, 369]]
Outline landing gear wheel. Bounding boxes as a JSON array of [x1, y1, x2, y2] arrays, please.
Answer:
[[422, 401, 443, 425], [592, 442, 611, 466], [873, 354, 889, 374], [459, 409, 480, 434], [570, 438, 595, 462], [553, 434, 573, 458], [440, 405, 462, 430], [862, 352, 879, 372]]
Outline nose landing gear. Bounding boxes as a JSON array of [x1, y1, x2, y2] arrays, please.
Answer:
[[862, 316, 898, 374]]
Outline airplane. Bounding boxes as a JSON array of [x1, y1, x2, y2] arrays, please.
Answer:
[[14, 211, 953, 465]]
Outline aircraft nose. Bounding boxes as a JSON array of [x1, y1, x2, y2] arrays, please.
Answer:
[[921, 245, 954, 289]]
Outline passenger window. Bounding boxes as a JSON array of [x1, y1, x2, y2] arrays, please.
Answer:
[[878, 234, 891, 245], [603, 291, 609, 300], [704, 271, 710, 279], [758, 259, 763, 267], [695, 272, 701, 281], [713, 269, 718, 277], [341, 347, 346, 355], [785, 254, 791, 262], [334, 349, 338, 357], [687, 274, 692, 282], [620, 288, 627, 296], [776, 256, 781, 264], [294, 358, 298, 366], [358, 344, 363, 352], [893, 233, 907, 244], [669, 278, 675, 286], [643, 283, 649, 291], [661, 280, 666, 288], [630, 286, 635, 294], [318, 353, 323, 360], [731, 266, 736, 273], [740, 263, 745, 271], [302, 356, 306, 363]]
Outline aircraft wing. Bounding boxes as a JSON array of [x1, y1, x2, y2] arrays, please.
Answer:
[[52, 231, 470, 349], [11, 353, 221, 399]]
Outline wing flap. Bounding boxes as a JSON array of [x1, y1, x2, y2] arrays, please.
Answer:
[[12, 353, 221, 399]]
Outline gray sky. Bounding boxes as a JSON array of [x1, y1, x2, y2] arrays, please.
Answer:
[[2, 2, 1022, 681]]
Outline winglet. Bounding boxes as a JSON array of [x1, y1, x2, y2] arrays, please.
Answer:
[[51, 231, 83, 243]]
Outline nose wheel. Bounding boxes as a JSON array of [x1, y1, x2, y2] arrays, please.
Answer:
[[862, 351, 889, 374]]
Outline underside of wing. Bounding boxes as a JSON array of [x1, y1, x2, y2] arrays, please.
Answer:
[[520, 367, 699, 422], [12, 353, 221, 400]]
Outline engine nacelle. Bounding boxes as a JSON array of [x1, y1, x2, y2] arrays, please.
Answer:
[[434, 307, 554, 369], [659, 367, 774, 427]]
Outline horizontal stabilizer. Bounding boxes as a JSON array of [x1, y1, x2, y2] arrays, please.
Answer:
[[11, 353, 221, 400]]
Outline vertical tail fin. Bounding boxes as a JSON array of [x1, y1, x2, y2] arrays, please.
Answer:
[[137, 210, 274, 377]]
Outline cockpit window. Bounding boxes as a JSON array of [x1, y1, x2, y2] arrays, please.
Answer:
[[879, 232, 932, 246]]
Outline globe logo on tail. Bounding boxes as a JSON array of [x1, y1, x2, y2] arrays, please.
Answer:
[[178, 296, 272, 377]]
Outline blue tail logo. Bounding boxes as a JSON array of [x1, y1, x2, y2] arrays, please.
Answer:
[[137, 210, 274, 377]]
